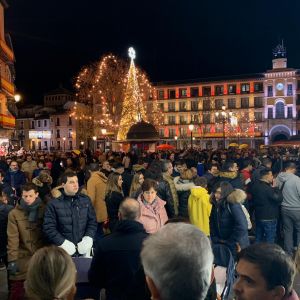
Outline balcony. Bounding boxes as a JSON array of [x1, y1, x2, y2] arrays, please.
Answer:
[[0, 113, 15, 129], [0, 77, 15, 96], [0, 40, 14, 61]]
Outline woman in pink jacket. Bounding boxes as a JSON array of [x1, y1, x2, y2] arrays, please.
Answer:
[[137, 179, 168, 234]]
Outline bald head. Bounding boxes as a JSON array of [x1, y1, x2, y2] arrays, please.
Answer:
[[119, 198, 140, 221]]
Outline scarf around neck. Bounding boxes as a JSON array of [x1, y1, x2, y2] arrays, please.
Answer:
[[20, 197, 42, 222]]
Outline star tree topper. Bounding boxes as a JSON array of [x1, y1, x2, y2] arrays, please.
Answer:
[[128, 47, 136, 60]]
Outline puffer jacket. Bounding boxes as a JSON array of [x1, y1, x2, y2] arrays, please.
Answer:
[[43, 189, 97, 246], [157, 180, 175, 218], [188, 186, 212, 236], [174, 177, 195, 219], [217, 171, 244, 190], [210, 190, 249, 256], [7, 202, 45, 280]]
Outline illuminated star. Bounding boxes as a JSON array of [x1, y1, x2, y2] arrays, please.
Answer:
[[128, 47, 136, 60]]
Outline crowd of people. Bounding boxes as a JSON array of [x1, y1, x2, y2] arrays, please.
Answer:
[[0, 146, 300, 299]]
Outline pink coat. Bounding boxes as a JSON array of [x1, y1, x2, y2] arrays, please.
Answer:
[[137, 196, 168, 234]]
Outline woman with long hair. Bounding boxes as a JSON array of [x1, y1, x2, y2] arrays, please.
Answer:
[[25, 246, 77, 300], [105, 172, 124, 232], [137, 178, 168, 233], [129, 172, 144, 199]]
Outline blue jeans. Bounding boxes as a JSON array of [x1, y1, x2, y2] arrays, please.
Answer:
[[255, 219, 277, 243]]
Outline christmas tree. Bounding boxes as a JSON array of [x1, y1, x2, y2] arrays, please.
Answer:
[[117, 47, 147, 141]]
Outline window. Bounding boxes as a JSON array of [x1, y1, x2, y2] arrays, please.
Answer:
[[168, 115, 176, 125], [241, 83, 250, 94], [168, 89, 176, 99], [287, 107, 293, 118], [159, 103, 164, 112], [228, 84, 236, 95], [69, 140, 73, 150], [50, 118, 53, 123], [202, 86, 211, 97], [254, 97, 263, 108], [56, 118, 60, 126], [57, 141, 61, 150], [203, 99, 211, 110], [191, 101, 199, 111], [169, 128, 176, 138], [31, 121, 35, 129], [241, 97, 249, 108], [37, 120, 41, 127], [254, 112, 263, 122], [203, 113, 211, 124], [228, 98, 236, 109], [56, 129, 60, 138], [179, 102, 187, 111], [287, 84, 293, 96], [179, 115, 187, 124], [254, 82, 263, 92], [297, 95, 300, 105], [179, 88, 187, 98], [68, 117, 72, 125], [168, 102, 175, 112], [191, 114, 199, 124], [68, 129, 72, 138], [20, 121, 24, 130], [190, 87, 199, 97], [268, 107, 273, 119], [215, 99, 223, 110], [159, 129, 164, 137], [268, 86, 273, 97], [44, 141, 48, 148], [276, 102, 285, 119], [157, 90, 164, 100], [215, 85, 224, 96], [44, 120, 47, 127]]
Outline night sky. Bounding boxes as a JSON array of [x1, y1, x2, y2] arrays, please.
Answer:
[[5, 0, 300, 104]]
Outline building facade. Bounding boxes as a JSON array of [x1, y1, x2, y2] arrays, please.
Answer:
[[0, 0, 16, 146], [154, 43, 300, 149]]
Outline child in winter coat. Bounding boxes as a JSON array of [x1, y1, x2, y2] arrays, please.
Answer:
[[188, 176, 212, 236]]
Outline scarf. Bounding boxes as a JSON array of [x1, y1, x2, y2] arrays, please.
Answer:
[[20, 197, 42, 222]]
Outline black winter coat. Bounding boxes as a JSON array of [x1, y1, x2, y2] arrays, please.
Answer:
[[89, 220, 150, 300], [43, 190, 97, 245], [105, 191, 124, 232], [157, 180, 175, 218], [4, 170, 26, 196], [210, 196, 249, 256], [217, 172, 244, 190], [250, 180, 283, 220], [0, 203, 13, 257]]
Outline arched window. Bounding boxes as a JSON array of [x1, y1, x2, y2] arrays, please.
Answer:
[[276, 102, 285, 119]]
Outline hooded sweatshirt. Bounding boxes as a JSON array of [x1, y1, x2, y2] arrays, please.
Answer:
[[276, 172, 300, 210], [188, 186, 212, 235]]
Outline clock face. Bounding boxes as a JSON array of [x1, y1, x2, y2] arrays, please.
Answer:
[[276, 83, 284, 91]]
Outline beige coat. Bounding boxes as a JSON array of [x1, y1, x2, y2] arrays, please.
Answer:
[[7, 203, 45, 280], [87, 171, 108, 222], [163, 173, 179, 216]]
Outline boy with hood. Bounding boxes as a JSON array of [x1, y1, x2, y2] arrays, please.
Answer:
[[276, 161, 300, 256], [188, 176, 212, 236], [7, 183, 45, 299]]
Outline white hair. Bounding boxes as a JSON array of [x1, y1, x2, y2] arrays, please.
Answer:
[[141, 223, 214, 300]]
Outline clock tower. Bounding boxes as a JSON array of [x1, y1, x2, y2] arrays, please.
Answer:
[[272, 41, 287, 69]]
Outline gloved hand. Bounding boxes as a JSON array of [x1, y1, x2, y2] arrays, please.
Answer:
[[59, 240, 76, 256], [77, 236, 93, 256], [7, 261, 19, 275]]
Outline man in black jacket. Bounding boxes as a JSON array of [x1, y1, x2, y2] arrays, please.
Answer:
[[250, 168, 283, 243], [43, 171, 97, 256], [89, 198, 149, 300]]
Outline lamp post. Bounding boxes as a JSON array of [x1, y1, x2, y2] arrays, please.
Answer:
[[92, 136, 97, 152], [188, 124, 194, 149], [62, 137, 66, 152], [174, 135, 178, 149], [215, 105, 233, 149], [80, 141, 84, 150]]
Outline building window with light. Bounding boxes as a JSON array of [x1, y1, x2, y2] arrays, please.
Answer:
[[254, 97, 263, 108], [203, 113, 211, 124], [168, 89, 176, 99], [159, 129, 164, 137], [254, 112, 263, 122], [228, 98, 236, 109], [203, 99, 211, 111], [228, 84, 236, 95], [179, 127, 187, 137], [191, 114, 199, 124], [168, 116, 176, 125], [191, 101, 198, 111], [287, 84, 293, 96], [254, 82, 263, 93], [168, 102, 175, 112], [169, 128, 176, 138], [267, 86, 273, 97], [202, 87, 211, 97], [159, 103, 164, 112], [241, 97, 249, 108], [179, 102, 186, 111], [275, 102, 285, 119], [215, 99, 223, 110], [179, 116, 187, 125], [241, 83, 250, 94], [179, 88, 187, 98], [157, 90, 164, 100]]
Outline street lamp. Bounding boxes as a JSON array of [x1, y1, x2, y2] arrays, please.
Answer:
[[174, 135, 178, 149], [215, 105, 233, 149], [62, 137, 66, 152], [188, 124, 194, 149], [14, 94, 22, 102], [92, 136, 97, 152]]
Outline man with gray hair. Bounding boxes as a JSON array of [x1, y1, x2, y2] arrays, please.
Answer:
[[141, 223, 214, 300], [89, 198, 149, 300]]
